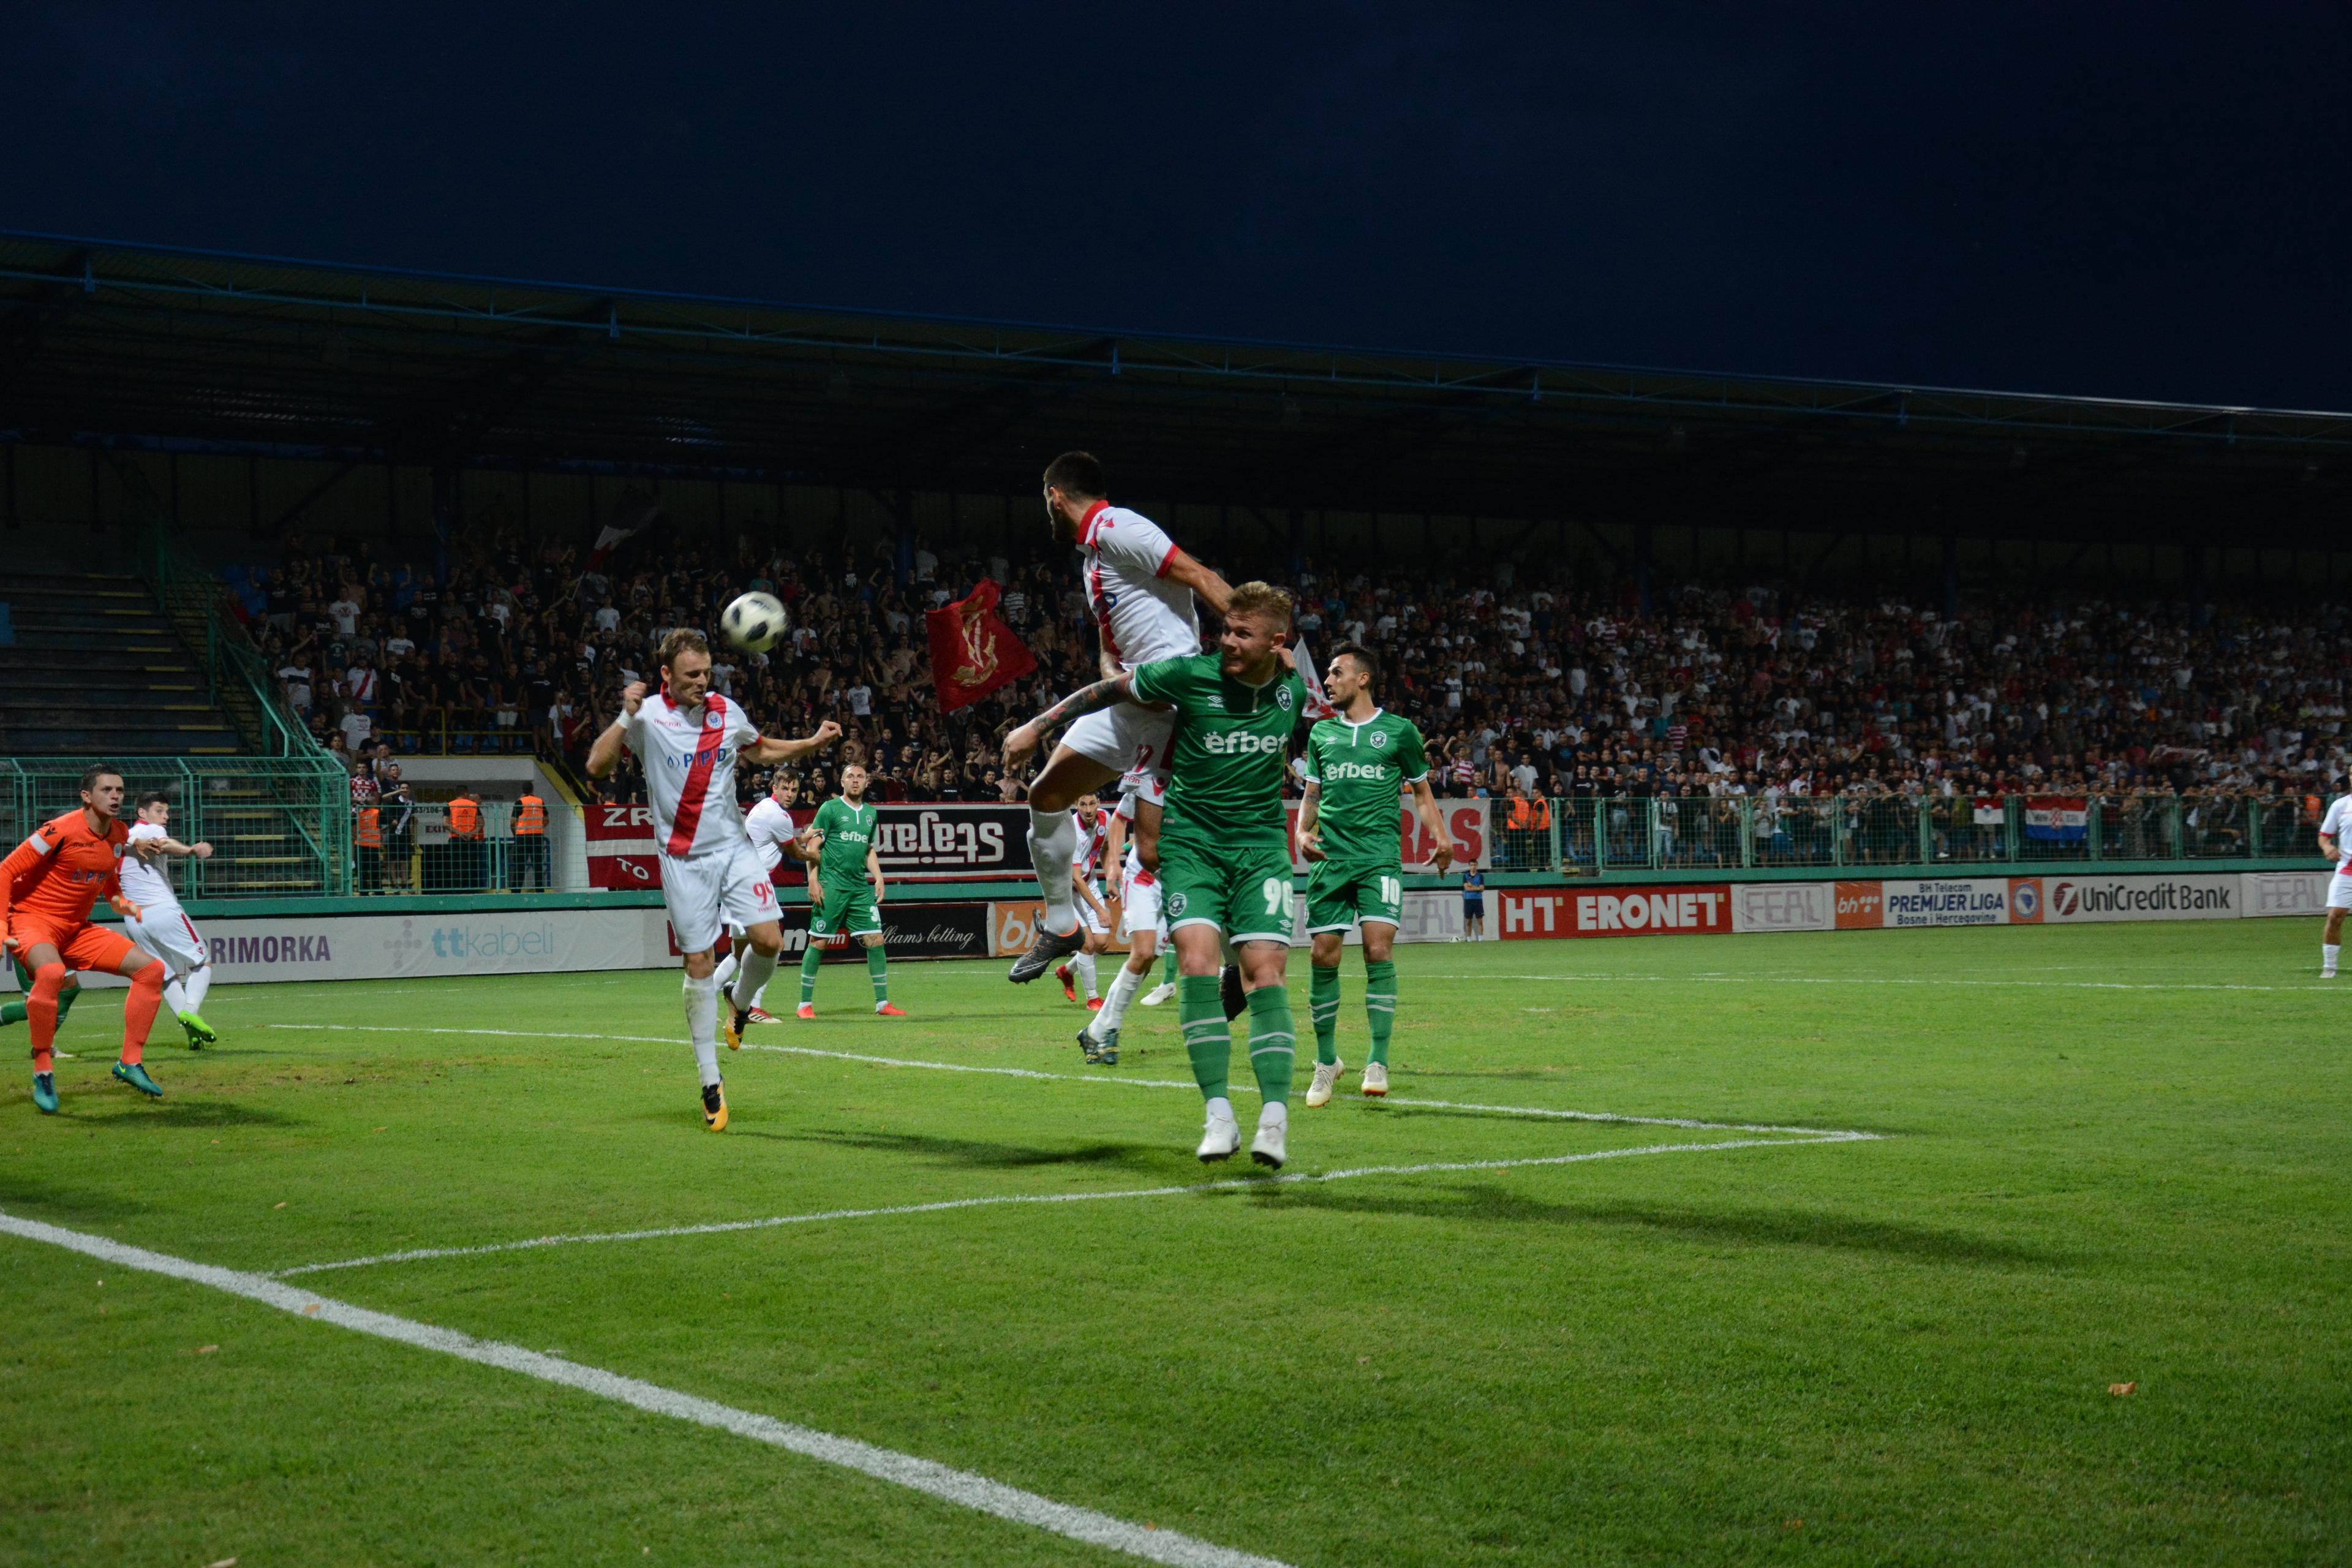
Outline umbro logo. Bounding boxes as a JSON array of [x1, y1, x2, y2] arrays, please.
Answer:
[[1207, 695, 1225, 709]]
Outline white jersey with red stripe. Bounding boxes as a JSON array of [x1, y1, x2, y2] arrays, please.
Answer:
[[119, 821, 184, 916], [1074, 807, 1112, 879], [1079, 502, 1198, 669], [743, 798, 797, 876], [620, 690, 761, 859]]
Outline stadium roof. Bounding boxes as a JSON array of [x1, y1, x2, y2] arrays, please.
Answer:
[[3, 229, 2348, 545]]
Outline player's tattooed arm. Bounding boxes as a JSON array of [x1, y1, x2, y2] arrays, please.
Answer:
[[749, 720, 843, 766], [1001, 674, 1136, 771]]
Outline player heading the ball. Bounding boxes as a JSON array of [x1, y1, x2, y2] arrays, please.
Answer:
[[586, 628, 841, 1131]]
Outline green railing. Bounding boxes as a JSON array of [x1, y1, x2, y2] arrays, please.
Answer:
[[145, 541, 322, 758], [5, 757, 352, 898], [1515, 793, 2320, 876]]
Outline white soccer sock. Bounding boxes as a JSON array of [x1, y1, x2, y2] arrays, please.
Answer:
[[184, 965, 211, 1011], [2327, 943, 2340, 974], [1072, 951, 1098, 1000], [730, 946, 779, 1014], [712, 951, 739, 992], [683, 971, 722, 1088], [1028, 809, 1080, 935], [162, 976, 190, 1015], [1088, 961, 1147, 1040]]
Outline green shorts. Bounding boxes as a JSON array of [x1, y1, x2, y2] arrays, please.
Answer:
[[810, 883, 883, 939], [1305, 859, 1406, 934], [1159, 839, 1297, 946]]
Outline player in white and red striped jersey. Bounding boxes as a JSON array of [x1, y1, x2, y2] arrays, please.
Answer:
[[2316, 779, 2352, 976], [1055, 794, 1116, 1009], [712, 771, 822, 1019], [587, 628, 840, 1131], [1001, 451, 1238, 985], [121, 793, 219, 1048], [1076, 771, 1172, 1065]]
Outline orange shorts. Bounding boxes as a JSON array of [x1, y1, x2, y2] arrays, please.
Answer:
[[6, 916, 135, 974]]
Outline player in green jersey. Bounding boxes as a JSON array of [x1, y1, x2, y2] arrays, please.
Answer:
[[1, 954, 82, 1032], [1006, 581, 1306, 1167], [797, 764, 906, 1018], [1296, 644, 1453, 1103]]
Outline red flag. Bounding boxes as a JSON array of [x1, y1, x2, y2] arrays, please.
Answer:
[[926, 579, 1037, 713]]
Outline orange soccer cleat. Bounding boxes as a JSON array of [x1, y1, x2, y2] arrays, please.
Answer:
[[796, 1003, 816, 1020], [1085, 997, 1103, 1011], [874, 1002, 907, 1017], [1055, 963, 1077, 1003]]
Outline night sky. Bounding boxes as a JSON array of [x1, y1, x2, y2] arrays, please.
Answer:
[[7, 6, 2346, 409]]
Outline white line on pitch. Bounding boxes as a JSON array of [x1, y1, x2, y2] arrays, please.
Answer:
[[267, 1025, 1861, 1137], [0, 1209, 1289, 1568], [1417, 973, 2337, 995], [270, 1133, 1870, 1278]]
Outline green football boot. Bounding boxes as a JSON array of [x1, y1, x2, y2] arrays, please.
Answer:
[[31, 1072, 58, 1114], [178, 1010, 216, 1048], [112, 1060, 163, 1098]]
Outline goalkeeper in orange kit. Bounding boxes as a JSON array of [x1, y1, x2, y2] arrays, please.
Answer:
[[2, 766, 172, 1112]]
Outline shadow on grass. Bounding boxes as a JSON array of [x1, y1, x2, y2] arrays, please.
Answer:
[[1251, 1182, 2069, 1267], [59, 1098, 301, 1132], [788, 1127, 1185, 1174], [0, 1172, 156, 1223]]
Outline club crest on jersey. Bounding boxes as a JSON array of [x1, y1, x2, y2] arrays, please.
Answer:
[[704, 708, 723, 729], [1277, 687, 1292, 709], [1167, 892, 1188, 916], [1371, 731, 1389, 748]]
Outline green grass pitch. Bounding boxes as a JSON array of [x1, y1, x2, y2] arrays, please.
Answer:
[[2, 921, 2347, 1566]]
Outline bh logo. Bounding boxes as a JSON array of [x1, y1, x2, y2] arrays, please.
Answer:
[[2013, 881, 2041, 919]]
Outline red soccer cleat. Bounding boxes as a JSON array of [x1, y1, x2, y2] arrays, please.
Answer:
[[875, 1003, 908, 1017], [796, 1003, 816, 1020], [1085, 997, 1104, 1011], [748, 1007, 781, 1024], [1056, 963, 1077, 1003]]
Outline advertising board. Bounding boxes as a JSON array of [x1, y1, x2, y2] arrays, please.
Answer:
[[1730, 882, 1836, 933], [2239, 870, 2331, 919], [1284, 799, 1490, 873], [1500, 885, 1732, 939], [2032, 873, 2239, 922], [1877, 878, 2011, 927], [592, 801, 1038, 886]]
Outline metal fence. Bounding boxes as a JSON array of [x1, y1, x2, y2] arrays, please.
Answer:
[[352, 802, 556, 895], [4, 756, 353, 897], [1528, 793, 2316, 875]]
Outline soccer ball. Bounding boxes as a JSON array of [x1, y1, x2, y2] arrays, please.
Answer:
[[720, 590, 789, 654]]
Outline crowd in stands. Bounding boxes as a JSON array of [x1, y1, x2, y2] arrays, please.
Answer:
[[225, 518, 2351, 827]]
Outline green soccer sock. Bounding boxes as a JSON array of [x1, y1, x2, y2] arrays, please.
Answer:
[[799, 943, 824, 1005], [1364, 959, 1398, 1066], [1246, 984, 1297, 1107], [1310, 964, 1342, 1065], [1178, 975, 1230, 1101], [56, 982, 80, 1024], [0, 1000, 21, 1028], [865, 943, 889, 1003], [1159, 945, 1177, 986]]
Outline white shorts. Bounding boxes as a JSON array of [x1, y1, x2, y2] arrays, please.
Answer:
[[1118, 760, 1168, 808], [1080, 897, 1110, 938], [1066, 701, 1175, 782], [1118, 869, 1163, 940], [2330, 872, 2352, 911], [660, 840, 778, 956], [126, 907, 207, 976]]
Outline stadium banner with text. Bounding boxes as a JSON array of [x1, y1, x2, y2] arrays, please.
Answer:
[[1284, 798, 1490, 873], [592, 802, 1036, 885], [2239, 870, 2332, 919], [2026, 873, 2240, 922], [1875, 878, 2014, 927], [1834, 881, 1886, 929], [1501, 884, 1732, 940], [1731, 881, 1837, 933]]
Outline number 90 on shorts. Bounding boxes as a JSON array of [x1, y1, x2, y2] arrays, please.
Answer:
[[1158, 842, 1298, 946], [1305, 860, 1406, 935]]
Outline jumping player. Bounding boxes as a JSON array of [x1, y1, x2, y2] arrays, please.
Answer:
[[1297, 645, 1452, 1102], [121, 792, 220, 1047], [1008, 582, 1306, 1167], [1, 766, 172, 1111], [1007, 451, 1238, 984], [713, 772, 822, 1020], [586, 630, 842, 1130], [796, 763, 905, 1019]]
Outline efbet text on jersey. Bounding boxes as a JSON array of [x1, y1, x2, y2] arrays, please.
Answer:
[[1199, 729, 1286, 756]]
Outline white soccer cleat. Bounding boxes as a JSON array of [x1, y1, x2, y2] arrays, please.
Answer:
[[1196, 1099, 1240, 1163], [1362, 1062, 1389, 1097], [1139, 981, 1177, 1007], [1305, 1057, 1346, 1108], [1250, 1102, 1288, 1169]]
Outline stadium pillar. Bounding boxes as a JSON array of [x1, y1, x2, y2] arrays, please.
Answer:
[[1635, 523, 1654, 617]]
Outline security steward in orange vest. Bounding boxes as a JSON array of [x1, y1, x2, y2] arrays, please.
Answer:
[[510, 790, 552, 892], [355, 802, 385, 892], [445, 791, 484, 891]]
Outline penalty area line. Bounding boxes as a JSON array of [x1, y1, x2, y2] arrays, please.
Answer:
[[267, 1024, 1857, 1137], [270, 1131, 1874, 1278], [0, 1208, 1292, 1568]]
